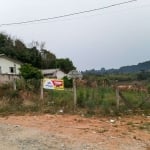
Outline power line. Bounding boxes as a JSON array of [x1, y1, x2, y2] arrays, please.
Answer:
[[0, 0, 137, 27]]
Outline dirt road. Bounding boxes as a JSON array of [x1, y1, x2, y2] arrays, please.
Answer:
[[0, 114, 149, 150]]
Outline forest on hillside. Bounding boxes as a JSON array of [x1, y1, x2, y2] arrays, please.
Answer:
[[0, 33, 75, 73], [83, 60, 150, 75]]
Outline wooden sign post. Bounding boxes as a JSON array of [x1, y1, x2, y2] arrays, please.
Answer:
[[68, 70, 82, 111]]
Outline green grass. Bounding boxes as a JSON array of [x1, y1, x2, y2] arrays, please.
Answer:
[[0, 81, 150, 116]]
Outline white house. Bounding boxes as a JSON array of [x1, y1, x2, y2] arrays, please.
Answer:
[[41, 69, 66, 79], [0, 54, 22, 83], [0, 54, 22, 75]]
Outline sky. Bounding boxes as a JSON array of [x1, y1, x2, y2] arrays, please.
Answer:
[[0, 0, 150, 71]]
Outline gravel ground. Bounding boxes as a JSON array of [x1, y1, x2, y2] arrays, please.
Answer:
[[0, 123, 101, 150], [0, 115, 149, 150]]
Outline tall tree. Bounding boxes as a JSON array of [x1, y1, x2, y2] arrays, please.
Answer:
[[56, 58, 76, 73], [0, 33, 76, 71], [40, 49, 56, 69]]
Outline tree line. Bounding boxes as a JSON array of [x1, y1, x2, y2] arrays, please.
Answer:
[[83, 60, 150, 75], [0, 33, 75, 73]]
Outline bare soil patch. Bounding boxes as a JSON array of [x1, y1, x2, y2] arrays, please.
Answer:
[[0, 114, 149, 150]]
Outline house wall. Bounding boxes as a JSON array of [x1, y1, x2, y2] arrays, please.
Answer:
[[0, 74, 20, 83], [56, 71, 66, 79], [41, 69, 66, 79], [0, 57, 21, 75]]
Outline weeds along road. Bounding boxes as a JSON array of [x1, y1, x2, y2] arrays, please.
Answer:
[[0, 114, 149, 150]]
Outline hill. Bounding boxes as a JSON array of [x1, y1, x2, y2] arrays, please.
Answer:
[[83, 60, 150, 75]]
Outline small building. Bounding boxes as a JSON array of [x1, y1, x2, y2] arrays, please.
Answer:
[[0, 54, 22, 83], [41, 69, 66, 79]]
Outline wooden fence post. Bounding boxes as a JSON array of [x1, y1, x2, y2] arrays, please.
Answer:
[[116, 88, 120, 110], [73, 78, 77, 111], [13, 78, 16, 91], [40, 79, 43, 100]]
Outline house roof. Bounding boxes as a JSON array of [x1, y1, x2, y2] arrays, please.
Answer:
[[0, 54, 22, 65], [0, 54, 4, 57], [41, 69, 63, 75]]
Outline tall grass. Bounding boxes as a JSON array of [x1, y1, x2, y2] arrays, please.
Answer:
[[77, 87, 117, 115], [0, 80, 149, 116], [43, 89, 74, 113]]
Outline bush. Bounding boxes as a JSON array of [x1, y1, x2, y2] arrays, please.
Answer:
[[63, 76, 73, 88], [19, 63, 43, 80]]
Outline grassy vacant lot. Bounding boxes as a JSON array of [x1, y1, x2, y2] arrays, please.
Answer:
[[0, 78, 150, 116]]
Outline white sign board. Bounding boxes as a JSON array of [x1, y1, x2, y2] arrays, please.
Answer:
[[67, 70, 82, 79], [43, 78, 64, 90]]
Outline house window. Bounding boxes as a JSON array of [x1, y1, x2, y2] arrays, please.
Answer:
[[9, 67, 15, 73]]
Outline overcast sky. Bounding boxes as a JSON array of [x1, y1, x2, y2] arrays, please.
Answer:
[[0, 0, 150, 71]]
